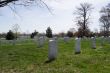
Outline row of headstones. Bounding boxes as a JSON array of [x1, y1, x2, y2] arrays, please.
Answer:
[[36, 36, 98, 62], [0, 35, 107, 46], [36, 36, 69, 45], [0, 36, 109, 62], [34, 36, 58, 61], [0, 39, 16, 45], [49, 37, 97, 59], [50, 37, 95, 61], [53, 37, 105, 61], [0, 38, 30, 46]]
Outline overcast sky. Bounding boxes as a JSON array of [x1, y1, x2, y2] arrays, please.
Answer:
[[0, 0, 110, 34]]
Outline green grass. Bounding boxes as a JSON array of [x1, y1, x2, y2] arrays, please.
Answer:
[[0, 38, 110, 73]]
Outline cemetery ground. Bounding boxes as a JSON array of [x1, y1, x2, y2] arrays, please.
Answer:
[[0, 38, 110, 73]]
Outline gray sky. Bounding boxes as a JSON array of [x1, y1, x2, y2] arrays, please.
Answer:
[[0, 0, 110, 34]]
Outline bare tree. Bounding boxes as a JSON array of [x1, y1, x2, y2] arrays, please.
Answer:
[[74, 3, 93, 37], [12, 24, 20, 39], [99, 15, 109, 37], [99, 3, 110, 37]]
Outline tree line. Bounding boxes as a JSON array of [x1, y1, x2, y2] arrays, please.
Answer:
[[0, 1, 110, 39], [75, 3, 110, 37]]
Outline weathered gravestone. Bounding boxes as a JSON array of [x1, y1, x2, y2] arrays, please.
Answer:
[[42, 35, 46, 41], [109, 36, 110, 43], [75, 38, 81, 54], [48, 39, 58, 61], [105, 36, 110, 44], [91, 37, 96, 49], [2, 40, 7, 45], [9, 40, 15, 45], [37, 36, 44, 47], [33, 36, 38, 45], [64, 37, 69, 43], [53, 37, 58, 40], [13, 39, 16, 45], [0, 39, 1, 46], [100, 36, 104, 46], [51, 37, 58, 41]]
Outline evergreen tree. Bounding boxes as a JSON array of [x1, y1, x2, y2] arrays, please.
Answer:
[[6, 30, 15, 40], [30, 30, 38, 38], [67, 31, 73, 37], [46, 27, 53, 38]]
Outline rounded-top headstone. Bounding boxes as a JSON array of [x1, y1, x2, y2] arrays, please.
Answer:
[[64, 37, 69, 42], [48, 39, 57, 61], [37, 36, 44, 47], [91, 37, 96, 49], [75, 38, 81, 54]]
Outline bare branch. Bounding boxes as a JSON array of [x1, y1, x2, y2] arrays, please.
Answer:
[[0, 0, 53, 15]]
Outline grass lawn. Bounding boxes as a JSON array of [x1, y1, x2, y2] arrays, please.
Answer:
[[0, 38, 110, 73]]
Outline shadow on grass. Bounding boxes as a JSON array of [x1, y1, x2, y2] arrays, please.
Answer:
[[44, 59, 55, 64], [75, 52, 81, 54]]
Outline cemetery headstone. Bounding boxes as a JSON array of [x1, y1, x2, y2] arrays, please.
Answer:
[[91, 37, 96, 49], [105, 36, 110, 44], [34, 36, 38, 43], [75, 38, 81, 54], [100, 36, 104, 46], [43, 35, 46, 41], [9, 40, 14, 45], [38, 36, 44, 47], [0, 38, 2, 46], [54, 37, 57, 40], [109, 36, 110, 43], [64, 37, 69, 43], [48, 39, 58, 61], [13, 39, 16, 45], [51, 37, 58, 41]]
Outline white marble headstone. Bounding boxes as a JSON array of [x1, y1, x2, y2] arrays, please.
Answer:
[[109, 36, 110, 43], [2, 40, 5, 45], [48, 39, 57, 60], [75, 38, 81, 54], [38, 37, 44, 47], [51, 37, 58, 41], [9, 40, 14, 45], [91, 37, 96, 49], [100, 36, 104, 46], [54, 37, 57, 40], [0, 39, 1, 46], [13, 40, 16, 45], [42, 36, 46, 41], [64, 37, 69, 43]]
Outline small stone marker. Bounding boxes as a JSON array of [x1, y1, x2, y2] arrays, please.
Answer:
[[43, 36, 46, 41], [100, 36, 104, 46], [75, 38, 81, 54], [109, 36, 110, 43], [13, 39, 16, 45], [38, 37, 44, 47], [64, 37, 69, 43], [3, 40, 6, 44], [48, 39, 57, 61], [91, 37, 96, 49], [34, 36, 38, 43], [52, 37, 58, 41], [0, 39, 1, 46], [54, 37, 57, 40], [106, 37, 110, 43]]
